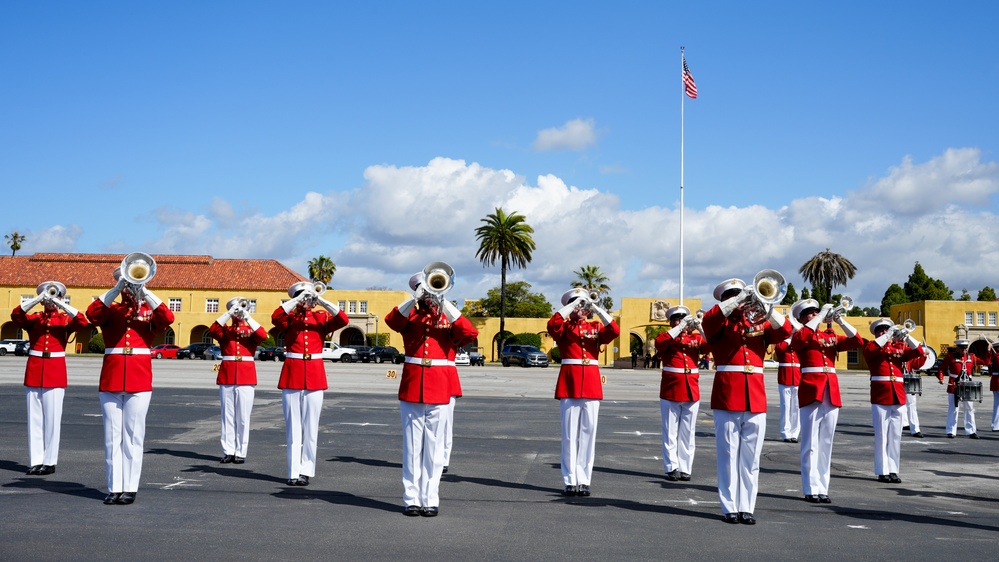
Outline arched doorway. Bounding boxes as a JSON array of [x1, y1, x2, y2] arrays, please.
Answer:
[[337, 326, 365, 346]]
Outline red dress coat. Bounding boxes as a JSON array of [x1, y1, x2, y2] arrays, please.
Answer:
[[701, 305, 793, 413], [654, 330, 705, 402], [385, 306, 477, 404], [791, 327, 863, 407], [272, 307, 349, 391], [772, 340, 801, 386], [11, 306, 89, 388], [548, 313, 621, 400], [86, 299, 175, 393], [937, 353, 989, 394], [209, 319, 268, 385], [862, 339, 925, 405]]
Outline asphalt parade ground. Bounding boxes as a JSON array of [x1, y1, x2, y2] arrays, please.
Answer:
[[1, 357, 998, 561]]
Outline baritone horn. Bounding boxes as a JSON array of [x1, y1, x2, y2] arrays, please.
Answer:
[[746, 269, 787, 323], [824, 296, 853, 323], [120, 252, 156, 293], [423, 261, 455, 297], [893, 318, 917, 340]]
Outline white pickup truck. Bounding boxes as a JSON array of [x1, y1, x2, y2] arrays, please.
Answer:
[[322, 341, 358, 363], [0, 339, 28, 356]]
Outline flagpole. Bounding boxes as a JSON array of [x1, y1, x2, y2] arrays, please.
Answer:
[[679, 46, 685, 308]]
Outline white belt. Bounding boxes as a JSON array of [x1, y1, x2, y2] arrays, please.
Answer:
[[778, 363, 800, 368], [871, 376, 903, 382], [561, 358, 597, 365], [801, 367, 836, 374], [662, 366, 698, 374], [28, 350, 66, 358], [404, 357, 455, 367], [221, 356, 250, 361], [716, 365, 765, 374], [285, 352, 322, 360], [105, 347, 151, 355], [948, 373, 964, 378]]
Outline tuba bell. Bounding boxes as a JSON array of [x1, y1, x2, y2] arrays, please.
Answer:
[[121, 252, 156, 286], [745, 269, 787, 324], [422, 261, 454, 298]]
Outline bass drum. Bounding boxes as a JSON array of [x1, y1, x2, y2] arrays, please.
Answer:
[[916, 345, 937, 372], [969, 339, 992, 363]]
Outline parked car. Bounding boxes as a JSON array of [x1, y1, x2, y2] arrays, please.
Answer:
[[455, 351, 470, 366], [0, 339, 28, 356], [205, 345, 222, 360], [258, 346, 285, 361], [467, 349, 486, 366], [360, 346, 400, 364], [921, 358, 943, 377], [349, 345, 372, 357], [763, 359, 778, 369], [151, 344, 181, 359], [14, 340, 32, 356], [177, 342, 213, 360], [322, 342, 357, 362], [501, 345, 549, 368]]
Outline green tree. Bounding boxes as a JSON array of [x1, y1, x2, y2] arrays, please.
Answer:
[[903, 262, 953, 301], [307, 255, 336, 285], [881, 283, 907, 316], [801, 287, 811, 300], [799, 248, 857, 304], [781, 282, 798, 305], [4, 231, 26, 256], [978, 286, 997, 301], [958, 289, 972, 301], [571, 264, 613, 310], [862, 306, 881, 317], [475, 208, 536, 351], [464, 281, 551, 318]]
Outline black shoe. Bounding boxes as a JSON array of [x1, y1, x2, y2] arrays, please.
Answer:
[[104, 493, 121, 505], [421, 506, 439, 517], [287, 479, 299, 486], [296, 476, 310, 486], [403, 505, 422, 516], [782, 438, 793, 443], [889, 473, 902, 483], [679, 472, 691, 481], [818, 494, 831, 504], [115, 492, 136, 505], [37, 465, 55, 475], [562, 485, 578, 496], [233, 456, 245, 464], [738, 512, 756, 525], [722, 513, 740, 524], [969, 433, 980, 439], [877, 475, 891, 483], [442, 466, 448, 474], [664, 469, 679, 481], [790, 437, 798, 443], [26, 465, 42, 475], [947, 434, 955, 438], [577, 485, 591, 497], [805, 495, 820, 503], [913, 432, 924, 438], [220, 454, 235, 464]]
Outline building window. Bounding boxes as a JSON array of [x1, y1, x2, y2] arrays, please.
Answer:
[[847, 350, 859, 365], [202, 332, 214, 344], [169, 298, 183, 312], [349, 301, 357, 314], [206, 298, 219, 313], [164, 328, 175, 345], [248, 299, 257, 313], [977, 312, 986, 326], [338, 300, 347, 311], [966, 312, 974, 325], [990, 312, 997, 327], [359, 301, 368, 314]]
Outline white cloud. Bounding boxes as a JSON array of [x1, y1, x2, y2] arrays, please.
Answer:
[[533, 118, 598, 152], [22, 225, 85, 252]]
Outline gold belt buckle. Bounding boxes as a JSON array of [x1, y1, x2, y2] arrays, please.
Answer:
[[421, 358, 432, 367], [302, 353, 311, 360], [123, 347, 133, 355], [582, 358, 591, 366], [890, 375, 897, 382], [684, 368, 691, 374], [234, 356, 243, 362], [42, 351, 52, 358], [823, 367, 832, 373], [743, 365, 755, 374]]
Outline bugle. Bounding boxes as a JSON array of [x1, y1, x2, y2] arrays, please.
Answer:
[[745, 269, 787, 324], [823, 296, 853, 323]]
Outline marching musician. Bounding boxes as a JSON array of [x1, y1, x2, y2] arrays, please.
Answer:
[[653, 305, 706, 482], [937, 338, 992, 439], [549, 288, 620, 497], [11, 281, 89, 476], [385, 270, 477, 516], [790, 299, 862, 504], [772, 323, 802, 444], [900, 356, 925, 438], [701, 277, 792, 525], [86, 258, 174, 505], [209, 297, 268, 464], [271, 281, 349, 486], [862, 319, 925, 484], [990, 352, 999, 432], [440, 347, 461, 475]]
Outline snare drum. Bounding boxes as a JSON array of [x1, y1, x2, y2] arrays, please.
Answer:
[[956, 380, 984, 403], [903, 374, 922, 396]]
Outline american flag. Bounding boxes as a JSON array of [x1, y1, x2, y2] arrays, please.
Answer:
[[682, 55, 697, 99]]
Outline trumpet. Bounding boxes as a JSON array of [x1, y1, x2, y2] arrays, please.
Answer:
[[892, 318, 917, 340], [41, 282, 62, 299], [684, 309, 705, 331], [823, 296, 853, 323], [120, 252, 156, 295], [745, 269, 787, 324], [423, 261, 454, 298]]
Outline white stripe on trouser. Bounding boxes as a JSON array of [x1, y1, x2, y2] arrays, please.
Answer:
[[993, 391, 999, 431], [799, 391, 838, 495], [282, 389, 323, 479], [660, 399, 698, 474], [713, 410, 765, 515], [441, 397, 456, 466], [220, 385, 255, 457], [871, 404, 902, 475], [900, 393, 920, 434], [100, 391, 151, 493], [946, 394, 977, 435], [778, 384, 800, 440], [400, 401, 446, 508], [25, 387, 64, 467], [560, 398, 600, 486]]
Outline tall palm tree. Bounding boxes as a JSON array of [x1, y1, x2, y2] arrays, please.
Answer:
[[475, 208, 536, 355], [307, 255, 337, 285], [571, 264, 613, 309], [798, 248, 857, 304], [5, 231, 26, 256]]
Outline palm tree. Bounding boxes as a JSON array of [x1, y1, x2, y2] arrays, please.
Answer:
[[5, 231, 26, 256], [307, 255, 336, 285], [475, 208, 536, 356], [571, 264, 613, 309], [798, 248, 857, 304]]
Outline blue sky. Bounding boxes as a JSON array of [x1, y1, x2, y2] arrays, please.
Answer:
[[2, 1, 998, 311]]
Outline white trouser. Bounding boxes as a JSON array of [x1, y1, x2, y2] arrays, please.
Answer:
[[282, 389, 323, 479], [26, 387, 65, 467], [871, 404, 902, 475], [560, 398, 600, 486], [778, 384, 800, 440], [220, 385, 255, 457], [713, 410, 765, 515], [100, 391, 151, 493], [441, 397, 456, 466], [660, 399, 698, 474], [400, 401, 446, 508], [993, 391, 999, 431], [946, 394, 977, 435], [799, 392, 838, 495], [901, 393, 920, 434]]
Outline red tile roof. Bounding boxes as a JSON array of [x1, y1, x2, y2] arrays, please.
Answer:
[[0, 254, 307, 291]]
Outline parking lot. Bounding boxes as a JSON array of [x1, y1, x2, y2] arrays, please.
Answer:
[[1, 356, 997, 560]]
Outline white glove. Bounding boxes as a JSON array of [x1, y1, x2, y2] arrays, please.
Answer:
[[557, 300, 578, 320], [100, 278, 127, 307], [905, 334, 920, 350], [397, 296, 417, 317], [441, 299, 461, 323], [317, 296, 341, 316], [143, 288, 163, 309], [244, 313, 262, 332], [874, 332, 891, 348], [20, 293, 46, 312], [806, 304, 834, 331], [54, 298, 79, 317], [667, 323, 684, 339], [789, 316, 803, 332], [281, 292, 306, 314], [215, 309, 233, 326], [720, 288, 751, 317], [591, 304, 613, 326], [767, 307, 787, 330], [836, 316, 858, 338]]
